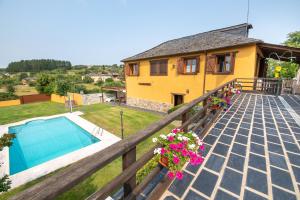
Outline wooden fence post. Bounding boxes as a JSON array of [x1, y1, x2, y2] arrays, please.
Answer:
[[181, 112, 188, 132], [123, 147, 137, 199]]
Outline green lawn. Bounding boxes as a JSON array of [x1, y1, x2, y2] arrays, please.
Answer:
[[0, 102, 173, 200]]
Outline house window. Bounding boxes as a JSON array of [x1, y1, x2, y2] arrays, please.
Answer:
[[150, 59, 168, 76], [185, 58, 197, 73], [216, 53, 233, 73], [127, 63, 139, 76], [177, 57, 200, 74]]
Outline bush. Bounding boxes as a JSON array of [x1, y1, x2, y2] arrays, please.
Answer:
[[6, 84, 15, 94], [0, 93, 19, 101], [72, 85, 87, 94], [83, 76, 94, 83], [103, 81, 124, 88], [136, 156, 159, 184], [167, 104, 185, 114], [85, 88, 101, 94], [95, 80, 104, 86], [105, 78, 114, 83]]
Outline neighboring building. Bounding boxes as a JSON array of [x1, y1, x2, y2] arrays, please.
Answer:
[[122, 23, 300, 112], [82, 73, 113, 82]]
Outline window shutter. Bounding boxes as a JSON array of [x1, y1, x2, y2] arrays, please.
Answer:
[[136, 63, 140, 76], [161, 60, 167, 75], [177, 58, 184, 74], [125, 63, 130, 76], [230, 52, 235, 70], [196, 57, 200, 73], [206, 55, 216, 73]]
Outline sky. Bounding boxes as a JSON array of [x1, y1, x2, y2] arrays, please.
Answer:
[[0, 0, 300, 68]]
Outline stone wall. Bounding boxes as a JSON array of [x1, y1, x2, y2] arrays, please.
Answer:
[[82, 93, 103, 105], [126, 97, 172, 113]]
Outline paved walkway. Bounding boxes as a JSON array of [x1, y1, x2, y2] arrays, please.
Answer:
[[161, 93, 300, 200], [281, 95, 300, 117]]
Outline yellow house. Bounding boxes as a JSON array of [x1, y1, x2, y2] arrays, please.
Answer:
[[122, 24, 300, 112]]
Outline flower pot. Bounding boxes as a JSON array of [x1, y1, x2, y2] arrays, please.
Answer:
[[211, 104, 220, 110], [159, 155, 169, 167]]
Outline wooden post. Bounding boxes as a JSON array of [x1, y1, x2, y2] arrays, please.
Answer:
[[181, 112, 188, 132], [123, 147, 136, 199], [276, 79, 281, 96], [120, 110, 124, 139]]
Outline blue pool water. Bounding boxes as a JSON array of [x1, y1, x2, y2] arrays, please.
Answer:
[[9, 117, 100, 175]]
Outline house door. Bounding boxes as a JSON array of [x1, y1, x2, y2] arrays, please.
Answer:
[[174, 95, 184, 106]]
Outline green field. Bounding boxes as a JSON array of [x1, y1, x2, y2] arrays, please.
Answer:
[[0, 102, 173, 200]]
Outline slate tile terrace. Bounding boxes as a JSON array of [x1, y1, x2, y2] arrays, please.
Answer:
[[161, 93, 300, 200]]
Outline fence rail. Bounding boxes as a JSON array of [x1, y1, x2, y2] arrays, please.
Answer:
[[236, 77, 283, 95], [11, 77, 283, 200]]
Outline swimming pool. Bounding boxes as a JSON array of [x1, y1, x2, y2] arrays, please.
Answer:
[[9, 116, 100, 175]]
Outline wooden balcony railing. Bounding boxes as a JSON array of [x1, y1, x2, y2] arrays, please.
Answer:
[[11, 77, 283, 200], [236, 77, 283, 95]]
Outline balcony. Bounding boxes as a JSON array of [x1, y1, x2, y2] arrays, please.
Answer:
[[11, 78, 300, 200]]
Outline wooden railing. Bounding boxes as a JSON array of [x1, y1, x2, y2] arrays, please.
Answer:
[[12, 79, 237, 200], [11, 77, 283, 200], [236, 77, 283, 95]]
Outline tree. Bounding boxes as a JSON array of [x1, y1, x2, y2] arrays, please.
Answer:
[[0, 133, 15, 192], [6, 59, 72, 72], [35, 74, 55, 94], [56, 80, 72, 96], [284, 31, 300, 48], [267, 31, 300, 78], [19, 72, 28, 81]]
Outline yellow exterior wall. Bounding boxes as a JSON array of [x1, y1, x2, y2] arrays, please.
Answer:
[[204, 45, 257, 91], [0, 99, 21, 107], [126, 54, 206, 105], [125, 44, 257, 107]]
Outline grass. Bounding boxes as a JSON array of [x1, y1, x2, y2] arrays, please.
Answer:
[[0, 102, 174, 200], [80, 83, 100, 90], [14, 85, 38, 96], [0, 85, 38, 96]]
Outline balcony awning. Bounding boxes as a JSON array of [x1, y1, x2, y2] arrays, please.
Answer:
[[258, 43, 300, 64]]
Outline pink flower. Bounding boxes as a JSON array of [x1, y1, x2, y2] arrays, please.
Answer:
[[199, 144, 205, 151], [237, 90, 241, 94], [176, 171, 184, 180], [171, 128, 181, 134], [168, 136, 174, 142], [169, 144, 177, 151], [181, 149, 189, 157], [167, 171, 175, 179], [177, 143, 184, 149], [161, 148, 167, 155], [173, 156, 180, 164]]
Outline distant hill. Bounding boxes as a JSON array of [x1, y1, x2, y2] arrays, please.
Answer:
[[6, 59, 72, 72]]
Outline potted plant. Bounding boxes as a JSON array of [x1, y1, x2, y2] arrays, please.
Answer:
[[224, 87, 241, 97], [152, 128, 205, 180], [208, 96, 227, 113]]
